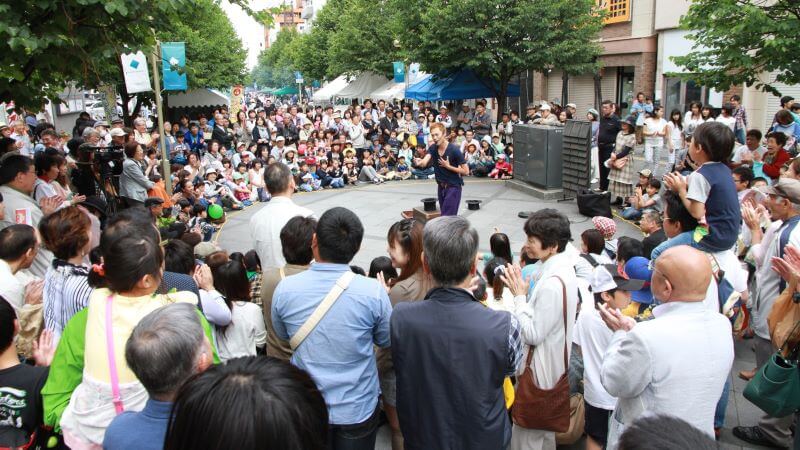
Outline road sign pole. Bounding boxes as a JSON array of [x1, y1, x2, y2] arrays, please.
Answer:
[[149, 41, 172, 193]]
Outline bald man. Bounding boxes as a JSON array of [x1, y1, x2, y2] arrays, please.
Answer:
[[598, 245, 734, 450]]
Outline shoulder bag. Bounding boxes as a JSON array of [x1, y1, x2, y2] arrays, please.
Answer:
[[289, 271, 356, 351], [511, 276, 571, 432]]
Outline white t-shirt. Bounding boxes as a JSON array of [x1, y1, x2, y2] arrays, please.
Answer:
[[644, 118, 667, 146], [716, 115, 736, 132], [215, 301, 267, 362], [731, 144, 766, 164], [485, 287, 515, 312], [573, 306, 617, 410]]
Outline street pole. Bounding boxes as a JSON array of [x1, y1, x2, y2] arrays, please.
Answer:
[[149, 41, 172, 193]]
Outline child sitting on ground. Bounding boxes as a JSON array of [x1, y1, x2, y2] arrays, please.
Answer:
[[232, 163, 252, 205], [316, 158, 333, 188], [327, 159, 346, 188], [489, 154, 513, 179], [387, 130, 400, 150], [663, 121, 740, 253], [395, 156, 412, 180], [297, 160, 321, 192], [622, 179, 662, 221], [343, 160, 359, 185], [203, 169, 242, 210], [592, 216, 618, 260]]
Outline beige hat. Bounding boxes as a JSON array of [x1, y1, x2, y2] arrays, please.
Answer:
[[194, 241, 220, 259], [759, 177, 800, 204], [109, 128, 127, 137]]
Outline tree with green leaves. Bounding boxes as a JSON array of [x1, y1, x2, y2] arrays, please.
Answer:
[[326, 0, 400, 78], [671, 0, 800, 96], [0, 0, 253, 120], [393, 0, 602, 109], [250, 28, 300, 89]]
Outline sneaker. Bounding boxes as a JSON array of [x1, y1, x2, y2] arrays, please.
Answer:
[[732, 426, 786, 448], [590, 178, 598, 184]]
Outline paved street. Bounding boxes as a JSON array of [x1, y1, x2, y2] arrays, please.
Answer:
[[216, 177, 775, 450]]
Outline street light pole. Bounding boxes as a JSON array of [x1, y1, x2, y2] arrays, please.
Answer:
[[149, 41, 172, 193]]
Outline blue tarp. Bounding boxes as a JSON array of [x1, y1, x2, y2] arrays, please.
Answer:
[[405, 69, 520, 101]]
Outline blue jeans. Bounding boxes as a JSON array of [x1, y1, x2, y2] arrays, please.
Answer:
[[330, 177, 345, 188], [651, 231, 694, 261], [256, 187, 270, 202], [735, 127, 746, 145], [714, 377, 731, 428], [621, 207, 643, 221], [412, 167, 434, 179], [328, 405, 380, 450]]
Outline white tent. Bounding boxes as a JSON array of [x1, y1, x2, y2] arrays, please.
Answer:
[[167, 89, 229, 108], [312, 75, 350, 104], [334, 72, 389, 100], [370, 73, 431, 101]]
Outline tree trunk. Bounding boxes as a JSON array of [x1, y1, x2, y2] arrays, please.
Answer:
[[496, 80, 509, 121], [561, 71, 569, 107], [594, 71, 602, 110]]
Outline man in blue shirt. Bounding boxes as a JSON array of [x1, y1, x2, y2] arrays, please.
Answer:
[[414, 122, 469, 216], [103, 303, 213, 450], [272, 207, 392, 450]]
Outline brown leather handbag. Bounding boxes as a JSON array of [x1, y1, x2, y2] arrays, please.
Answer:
[[511, 276, 571, 432]]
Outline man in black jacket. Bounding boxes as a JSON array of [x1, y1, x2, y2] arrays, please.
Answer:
[[211, 115, 233, 151], [379, 106, 398, 144], [598, 100, 621, 191]]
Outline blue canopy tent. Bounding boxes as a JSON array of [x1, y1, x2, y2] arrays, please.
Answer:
[[405, 69, 520, 101]]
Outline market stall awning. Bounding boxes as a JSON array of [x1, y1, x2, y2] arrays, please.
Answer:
[[312, 75, 350, 103], [370, 74, 431, 101], [334, 72, 389, 100], [167, 89, 229, 108], [405, 70, 520, 101], [273, 86, 299, 96]]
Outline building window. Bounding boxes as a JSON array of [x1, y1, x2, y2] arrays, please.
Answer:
[[663, 77, 710, 113], [598, 0, 630, 24]]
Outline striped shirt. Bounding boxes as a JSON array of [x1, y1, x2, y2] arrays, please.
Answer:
[[43, 260, 92, 340]]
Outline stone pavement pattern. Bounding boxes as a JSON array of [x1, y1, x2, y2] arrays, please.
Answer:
[[216, 178, 777, 450]]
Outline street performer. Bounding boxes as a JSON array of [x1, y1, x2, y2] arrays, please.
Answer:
[[414, 122, 469, 216]]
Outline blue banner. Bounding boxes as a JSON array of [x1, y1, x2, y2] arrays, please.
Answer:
[[161, 42, 187, 91], [393, 61, 405, 83]]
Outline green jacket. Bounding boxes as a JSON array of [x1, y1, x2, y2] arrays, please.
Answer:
[[41, 308, 220, 431]]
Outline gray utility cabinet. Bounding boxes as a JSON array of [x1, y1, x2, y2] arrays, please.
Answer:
[[512, 124, 563, 190]]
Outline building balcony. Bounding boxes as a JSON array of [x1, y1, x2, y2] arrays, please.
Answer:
[[598, 0, 630, 24]]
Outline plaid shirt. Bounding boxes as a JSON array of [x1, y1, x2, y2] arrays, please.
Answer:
[[249, 272, 263, 306], [733, 106, 748, 130], [508, 314, 524, 376]]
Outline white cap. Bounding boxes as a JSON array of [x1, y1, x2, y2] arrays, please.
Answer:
[[205, 168, 217, 175], [540, 101, 551, 111], [566, 103, 577, 109], [590, 264, 645, 293], [275, 136, 285, 142], [109, 128, 127, 137]]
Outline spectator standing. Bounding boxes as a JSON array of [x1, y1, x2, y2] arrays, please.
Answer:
[[731, 95, 748, 144], [642, 106, 667, 176], [249, 163, 313, 270], [501, 209, 579, 450], [598, 100, 622, 191], [103, 304, 213, 450], [39, 207, 93, 341], [0, 155, 56, 277], [261, 216, 316, 360], [600, 246, 734, 448], [733, 178, 800, 448], [119, 142, 155, 208], [471, 102, 492, 141], [605, 116, 637, 205], [209, 260, 266, 361], [391, 216, 521, 450], [271, 207, 391, 449], [456, 104, 473, 132], [0, 224, 40, 311]]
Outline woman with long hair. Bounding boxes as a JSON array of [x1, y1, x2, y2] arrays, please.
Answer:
[[683, 101, 704, 140], [666, 109, 685, 171]]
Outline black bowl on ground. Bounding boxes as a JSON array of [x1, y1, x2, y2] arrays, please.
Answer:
[[466, 200, 482, 210], [421, 197, 437, 212]]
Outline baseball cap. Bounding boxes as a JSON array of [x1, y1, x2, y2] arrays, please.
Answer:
[[275, 136, 285, 142], [306, 156, 317, 165], [758, 177, 800, 204], [638, 169, 652, 178], [110, 128, 127, 137], [94, 120, 109, 128], [144, 197, 164, 208], [590, 264, 645, 294], [194, 242, 220, 259], [624, 257, 654, 304], [539, 102, 551, 111], [566, 103, 577, 109], [205, 168, 217, 175]]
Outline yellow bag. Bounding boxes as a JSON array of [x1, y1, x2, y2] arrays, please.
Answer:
[[408, 135, 417, 147]]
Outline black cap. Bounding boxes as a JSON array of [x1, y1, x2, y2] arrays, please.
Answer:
[[144, 197, 165, 208], [82, 196, 107, 218]]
